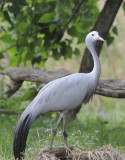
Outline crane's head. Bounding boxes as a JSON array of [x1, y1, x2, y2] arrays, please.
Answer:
[[85, 31, 104, 47]]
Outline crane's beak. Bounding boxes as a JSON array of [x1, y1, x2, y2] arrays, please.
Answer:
[[97, 36, 104, 42]]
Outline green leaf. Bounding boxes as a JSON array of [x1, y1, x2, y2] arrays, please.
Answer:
[[65, 45, 72, 59], [8, 46, 21, 66], [17, 88, 37, 101], [68, 26, 78, 37], [0, 53, 4, 59], [9, 54, 18, 66], [1, 34, 12, 43], [17, 36, 28, 46], [41, 51, 48, 59], [112, 26, 118, 35], [16, 22, 28, 32], [49, 24, 56, 32], [37, 34, 45, 38], [7, 46, 16, 56], [122, 2, 125, 15], [74, 48, 80, 56], [52, 49, 61, 60], [39, 61, 45, 68], [106, 34, 114, 46], [25, 50, 34, 61], [38, 12, 55, 23]]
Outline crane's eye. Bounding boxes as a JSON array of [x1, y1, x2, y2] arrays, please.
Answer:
[[92, 34, 94, 36]]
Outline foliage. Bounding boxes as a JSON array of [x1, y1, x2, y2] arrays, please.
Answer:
[[106, 26, 118, 46], [0, 0, 99, 67]]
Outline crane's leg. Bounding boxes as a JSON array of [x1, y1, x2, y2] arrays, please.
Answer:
[[63, 111, 69, 147], [50, 112, 63, 148]]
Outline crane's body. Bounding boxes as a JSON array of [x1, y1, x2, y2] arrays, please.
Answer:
[[25, 73, 94, 115], [13, 31, 104, 159]]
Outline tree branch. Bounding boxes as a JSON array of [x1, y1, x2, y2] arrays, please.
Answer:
[[97, 79, 125, 98], [0, 109, 21, 115], [2, 67, 70, 97], [4, 67, 70, 83], [0, 67, 125, 98]]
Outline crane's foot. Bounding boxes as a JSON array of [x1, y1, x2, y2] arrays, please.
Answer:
[[50, 129, 57, 149], [63, 131, 69, 148]]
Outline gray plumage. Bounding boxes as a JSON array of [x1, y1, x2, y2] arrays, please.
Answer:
[[13, 31, 104, 159]]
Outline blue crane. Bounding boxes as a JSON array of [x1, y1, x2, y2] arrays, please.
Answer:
[[13, 31, 104, 159]]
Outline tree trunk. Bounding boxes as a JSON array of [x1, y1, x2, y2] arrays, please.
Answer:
[[70, 0, 123, 119], [80, 0, 123, 73]]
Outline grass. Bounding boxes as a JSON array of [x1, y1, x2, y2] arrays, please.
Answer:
[[0, 96, 125, 159]]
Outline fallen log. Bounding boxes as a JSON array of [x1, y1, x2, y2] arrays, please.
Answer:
[[0, 67, 125, 98], [97, 79, 125, 98], [0, 67, 70, 97]]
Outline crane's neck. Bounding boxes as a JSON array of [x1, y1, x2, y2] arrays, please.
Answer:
[[86, 42, 101, 83]]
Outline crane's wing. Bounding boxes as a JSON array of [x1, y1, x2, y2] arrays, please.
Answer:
[[30, 73, 91, 115], [37, 79, 58, 95]]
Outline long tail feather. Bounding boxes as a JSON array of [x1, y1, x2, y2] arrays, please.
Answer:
[[13, 113, 35, 159]]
